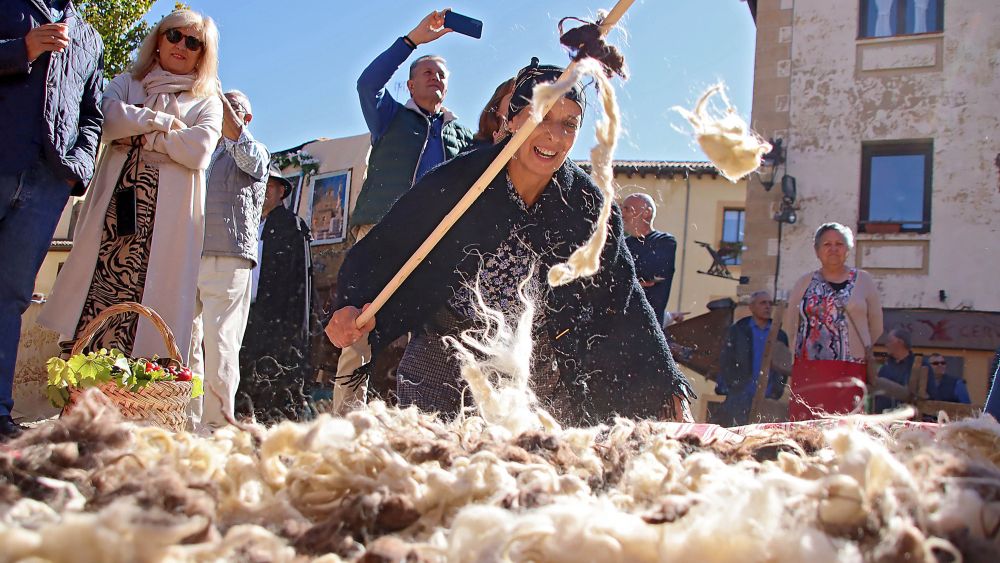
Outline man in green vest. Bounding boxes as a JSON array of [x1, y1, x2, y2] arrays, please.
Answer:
[[333, 9, 473, 412]]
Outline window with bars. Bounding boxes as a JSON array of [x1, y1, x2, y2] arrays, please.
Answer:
[[860, 0, 943, 39], [720, 208, 745, 265]]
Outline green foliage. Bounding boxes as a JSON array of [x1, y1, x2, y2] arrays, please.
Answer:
[[272, 150, 320, 178], [77, 0, 156, 78], [45, 348, 203, 408]]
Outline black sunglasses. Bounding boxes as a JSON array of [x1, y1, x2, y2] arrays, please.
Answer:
[[930, 361, 947, 366], [164, 28, 204, 52]]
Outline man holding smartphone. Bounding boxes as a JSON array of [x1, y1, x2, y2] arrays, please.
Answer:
[[0, 0, 104, 440], [332, 9, 474, 413], [350, 9, 474, 234]]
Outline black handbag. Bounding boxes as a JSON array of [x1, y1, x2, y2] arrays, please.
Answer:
[[112, 137, 142, 237]]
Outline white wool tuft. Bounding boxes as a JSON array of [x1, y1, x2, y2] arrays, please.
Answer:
[[4, 379, 1000, 561], [444, 275, 561, 436], [673, 83, 772, 182]]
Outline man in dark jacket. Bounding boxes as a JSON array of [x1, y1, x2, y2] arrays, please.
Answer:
[[622, 193, 677, 326], [239, 169, 313, 423], [713, 291, 789, 427], [0, 0, 103, 439], [351, 9, 474, 232], [334, 8, 474, 412]]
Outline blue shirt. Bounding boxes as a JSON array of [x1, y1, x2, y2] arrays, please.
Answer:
[[356, 37, 449, 184]]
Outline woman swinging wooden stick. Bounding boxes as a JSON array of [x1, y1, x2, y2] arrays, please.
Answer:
[[326, 1, 696, 424]]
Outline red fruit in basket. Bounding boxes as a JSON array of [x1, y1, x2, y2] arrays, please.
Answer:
[[176, 368, 193, 382]]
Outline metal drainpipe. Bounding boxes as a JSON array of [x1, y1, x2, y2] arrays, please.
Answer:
[[678, 169, 692, 309]]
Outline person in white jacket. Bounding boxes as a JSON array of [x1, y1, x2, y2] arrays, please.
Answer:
[[40, 9, 222, 365]]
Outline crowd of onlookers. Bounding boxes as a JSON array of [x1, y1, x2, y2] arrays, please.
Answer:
[[1, 4, 310, 438], [1, 3, 996, 441]]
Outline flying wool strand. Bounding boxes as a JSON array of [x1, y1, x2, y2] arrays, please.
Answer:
[[541, 58, 621, 288]]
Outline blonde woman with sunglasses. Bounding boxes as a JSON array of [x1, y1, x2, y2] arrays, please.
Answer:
[[41, 9, 222, 365]]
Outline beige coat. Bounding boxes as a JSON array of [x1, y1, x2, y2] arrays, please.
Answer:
[[784, 268, 884, 362], [39, 73, 222, 363]]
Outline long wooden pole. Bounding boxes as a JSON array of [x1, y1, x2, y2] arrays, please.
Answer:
[[355, 0, 636, 328]]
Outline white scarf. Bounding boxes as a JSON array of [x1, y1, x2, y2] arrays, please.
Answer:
[[140, 65, 196, 147]]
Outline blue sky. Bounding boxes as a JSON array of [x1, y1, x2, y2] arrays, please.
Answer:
[[148, 1, 757, 161]]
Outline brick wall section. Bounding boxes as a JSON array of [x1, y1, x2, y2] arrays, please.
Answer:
[[741, 0, 794, 298]]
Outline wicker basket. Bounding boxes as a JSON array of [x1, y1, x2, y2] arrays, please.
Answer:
[[61, 302, 193, 432]]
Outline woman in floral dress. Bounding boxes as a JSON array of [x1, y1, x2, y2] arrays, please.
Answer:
[[784, 223, 884, 420]]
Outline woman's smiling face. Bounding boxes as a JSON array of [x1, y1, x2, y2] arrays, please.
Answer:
[[508, 97, 583, 181], [157, 25, 203, 75]]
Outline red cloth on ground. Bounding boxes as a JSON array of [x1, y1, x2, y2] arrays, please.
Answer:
[[789, 358, 867, 421]]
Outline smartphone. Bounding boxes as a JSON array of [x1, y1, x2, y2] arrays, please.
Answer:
[[115, 188, 137, 237], [444, 11, 482, 39]]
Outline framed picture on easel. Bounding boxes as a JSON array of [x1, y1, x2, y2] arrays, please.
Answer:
[[306, 169, 351, 245]]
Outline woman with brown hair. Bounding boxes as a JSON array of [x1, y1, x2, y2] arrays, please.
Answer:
[[471, 78, 516, 147], [41, 9, 223, 363], [784, 222, 884, 420]]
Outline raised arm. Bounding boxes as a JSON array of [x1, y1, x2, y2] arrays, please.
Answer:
[[356, 10, 452, 141], [219, 95, 269, 180], [356, 37, 411, 141], [222, 128, 269, 181], [100, 74, 178, 142], [147, 96, 223, 170]]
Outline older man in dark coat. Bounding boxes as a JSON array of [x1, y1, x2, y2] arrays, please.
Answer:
[[713, 291, 789, 427], [238, 169, 313, 422]]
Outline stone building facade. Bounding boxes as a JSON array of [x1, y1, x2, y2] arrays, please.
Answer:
[[742, 0, 1000, 402]]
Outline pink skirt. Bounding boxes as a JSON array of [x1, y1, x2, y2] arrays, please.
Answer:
[[789, 359, 867, 421]]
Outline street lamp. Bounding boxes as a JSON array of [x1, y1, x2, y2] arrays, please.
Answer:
[[772, 173, 798, 298], [774, 175, 798, 224], [758, 138, 784, 191]]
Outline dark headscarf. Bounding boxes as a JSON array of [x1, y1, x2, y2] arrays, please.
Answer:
[[507, 57, 586, 121]]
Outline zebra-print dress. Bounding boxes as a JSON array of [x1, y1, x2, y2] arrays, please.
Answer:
[[61, 146, 160, 357]]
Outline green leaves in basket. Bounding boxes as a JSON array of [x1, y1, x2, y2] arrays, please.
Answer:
[[44, 384, 70, 408], [46, 348, 123, 408], [46, 348, 205, 408], [46, 356, 76, 387]]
